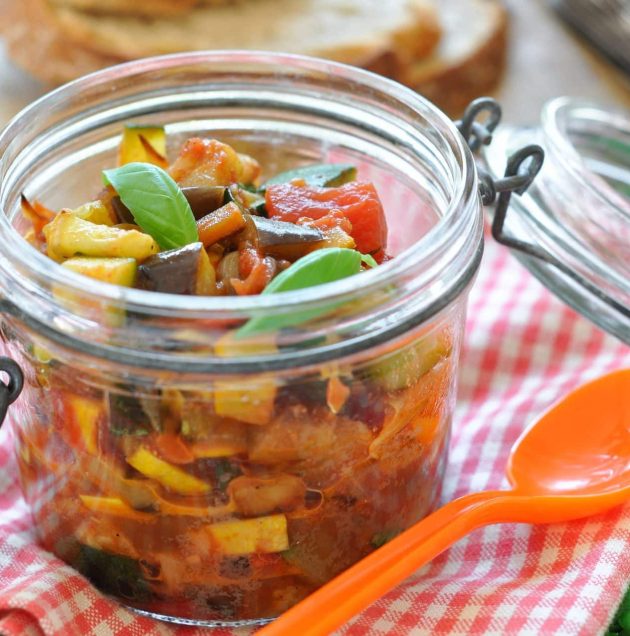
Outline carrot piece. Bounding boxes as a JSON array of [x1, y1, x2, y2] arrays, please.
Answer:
[[197, 202, 246, 247], [154, 433, 195, 465], [21, 195, 55, 244], [231, 258, 275, 295]]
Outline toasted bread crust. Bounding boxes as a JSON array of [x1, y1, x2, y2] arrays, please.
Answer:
[[406, 0, 508, 115], [49, 0, 245, 18]]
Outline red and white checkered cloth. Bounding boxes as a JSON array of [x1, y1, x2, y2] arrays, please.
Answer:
[[1, 238, 629, 636]]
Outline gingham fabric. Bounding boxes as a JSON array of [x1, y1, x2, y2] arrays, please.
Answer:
[[1, 238, 629, 636]]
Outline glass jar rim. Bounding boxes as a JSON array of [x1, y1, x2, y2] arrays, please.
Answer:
[[541, 96, 630, 213]]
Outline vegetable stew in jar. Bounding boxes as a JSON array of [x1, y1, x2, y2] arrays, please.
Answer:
[[0, 52, 482, 626]]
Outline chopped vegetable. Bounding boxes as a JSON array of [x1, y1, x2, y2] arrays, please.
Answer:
[[214, 379, 276, 426], [137, 242, 216, 295], [79, 495, 156, 523], [62, 257, 137, 287], [126, 446, 211, 495], [68, 200, 117, 226], [197, 202, 247, 247], [183, 186, 228, 219], [213, 335, 277, 425], [118, 124, 166, 167], [103, 163, 198, 250], [75, 544, 151, 601], [63, 394, 103, 454], [326, 376, 351, 414], [43, 212, 159, 262], [266, 181, 387, 253], [250, 216, 323, 260], [153, 433, 195, 465], [228, 475, 306, 517], [261, 163, 356, 190], [365, 333, 452, 391], [208, 514, 289, 555], [109, 393, 157, 437], [168, 138, 260, 188]]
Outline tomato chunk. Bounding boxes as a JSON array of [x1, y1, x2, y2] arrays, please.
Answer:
[[265, 181, 387, 254]]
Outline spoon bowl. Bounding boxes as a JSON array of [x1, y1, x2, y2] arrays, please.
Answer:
[[508, 368, 630, 498], [259, 368, 630, 636]]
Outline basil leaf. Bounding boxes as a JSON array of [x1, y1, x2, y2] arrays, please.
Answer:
[[361, 253, 378, 269], [238, 247, 362, 337], [260, 163, 357, 191], [103, 162, 197, 250]]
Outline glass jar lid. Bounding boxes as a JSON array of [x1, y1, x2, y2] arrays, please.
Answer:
[[483, 97, 630, 344]]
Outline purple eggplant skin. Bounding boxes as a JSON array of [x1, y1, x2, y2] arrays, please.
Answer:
[[182, 186, 228, 219], [250, 216, 323, 260], [136, 242, 216, 295], [111, 187, 227, 224], [111, 196, 135, 225]]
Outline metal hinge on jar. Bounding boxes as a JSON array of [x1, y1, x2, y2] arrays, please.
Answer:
[[0, 358, 23, 428]]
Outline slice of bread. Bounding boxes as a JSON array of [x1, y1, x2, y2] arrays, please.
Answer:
[[405, 0, 508, 115], [49, 0, 441, 70]]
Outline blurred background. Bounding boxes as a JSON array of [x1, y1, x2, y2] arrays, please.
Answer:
[[0, 0, 629, 128]]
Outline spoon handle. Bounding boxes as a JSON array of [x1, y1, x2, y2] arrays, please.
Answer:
[[258, 489, 519, 636]]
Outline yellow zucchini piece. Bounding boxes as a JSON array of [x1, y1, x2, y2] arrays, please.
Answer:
[[62, 257, 137, 287], [43, 212, 159, 262], [65, 394, 102, 454], [366, 333, 452, 391], [208, 514, 289, 555], [118, 124, 167, 167], [68, 200, 117, 226], [213, 381, 276, 426], [79, 494, 155, 523], [126, 446, 210, 495], [213, 334, 277, 425]]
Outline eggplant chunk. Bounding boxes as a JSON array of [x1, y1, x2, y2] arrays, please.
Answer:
[[251, 216, 323, 260], [110, 196, 135, 225], [137, 242, 217, 295], [182, 186, 228, 219], [112, 186, 227, 225]]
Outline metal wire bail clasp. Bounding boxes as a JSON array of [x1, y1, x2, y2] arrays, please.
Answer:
[[455, 97, 545, 213], [0, 357, 23, 428]]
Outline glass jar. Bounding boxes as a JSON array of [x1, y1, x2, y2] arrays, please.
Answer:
[[483, 97, 630, 342], [0, 52, 483, 626]]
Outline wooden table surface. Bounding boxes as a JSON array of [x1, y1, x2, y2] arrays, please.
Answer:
[[0, 0, 628, 127]]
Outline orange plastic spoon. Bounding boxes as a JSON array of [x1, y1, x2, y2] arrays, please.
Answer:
[[258, 368, 630, 636]]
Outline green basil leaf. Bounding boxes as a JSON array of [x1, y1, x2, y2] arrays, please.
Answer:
[[260, 163, 357, 191], [103, 162, 197, 250], [361, 253, 378, 269], [238, 247, 362, 337]]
